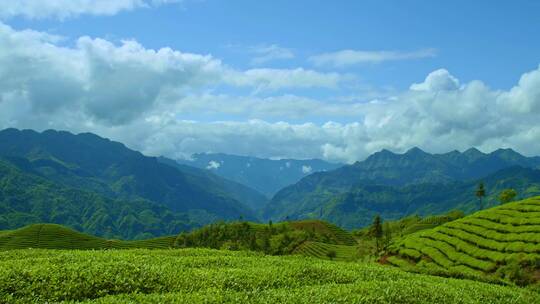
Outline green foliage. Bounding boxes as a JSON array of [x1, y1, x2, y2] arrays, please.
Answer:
[[175, 220, 356, 256], [0, 224, 176, 250], [326, 249, 337, 260], [0, 159, 195, 239], [265, 148, 540, 230], [499, 188, 518, 204], [294, 241, 357, 261], [0, 249, 536, 303], [0, 129, 263, 239], [476, 182, 486, 209], [387, 196, 540, 286]]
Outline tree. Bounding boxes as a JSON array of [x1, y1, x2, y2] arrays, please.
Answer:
[[475, 182, 486, 210], [369, 215, 383, 251], [499, 189, 517, 204], [326, 250, 337, 260], [382, 222, 392, 248]]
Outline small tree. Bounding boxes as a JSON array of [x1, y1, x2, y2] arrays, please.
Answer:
[[369, 215, 383, 252], [499, 189, 517, 204], [382, 221, 392, 248], [475, 182, 486, 210], [326, 249, 337, 260]]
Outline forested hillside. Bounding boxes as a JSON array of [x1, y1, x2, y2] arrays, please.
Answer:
[[0, 128, 267, 238], [266, 147, 540, 229]]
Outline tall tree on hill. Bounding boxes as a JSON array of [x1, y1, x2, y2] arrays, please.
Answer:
[[475, 182, 486, 210], [369, 215, 383, 252], [499, 189, 517, 204]]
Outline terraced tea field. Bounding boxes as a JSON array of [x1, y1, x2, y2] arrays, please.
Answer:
[[387, 196, 540, 285], [294, 241, 357, 261], [0, 249, 536, 303], [0, 224, 175, 250]]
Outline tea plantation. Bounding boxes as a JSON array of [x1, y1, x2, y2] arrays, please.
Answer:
[[0, 249, 537, 303], [387, 196, 540, 285], [0, 223, 176, 250]]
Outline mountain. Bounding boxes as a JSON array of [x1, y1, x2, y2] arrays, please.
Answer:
[[157, 157, 267, 211], [265, 147, 540, 229], [0, 128, 263, 237], [177, 153, 342, 197], [0, 157, 193, 239]]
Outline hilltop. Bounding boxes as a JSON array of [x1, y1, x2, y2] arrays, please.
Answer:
[[175, 219, 358, 259], [386, 196, 540, 286], [0, 223, 176, 250], [0, 220, 358, 259]]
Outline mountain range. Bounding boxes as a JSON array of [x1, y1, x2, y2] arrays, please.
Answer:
[[177, 153, 342, 197], [3, 127, 540, 236], [264, 147, 540, 229], [0, 128, 266, 238]]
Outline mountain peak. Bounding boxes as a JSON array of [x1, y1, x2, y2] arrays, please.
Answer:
[[463, 147, 484, 157], [405, 147, 427, 155]]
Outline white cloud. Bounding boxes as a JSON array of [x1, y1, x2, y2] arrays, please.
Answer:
[[226, 68, 343, 91], [301, 165, 312, 174], [0, 0, 181, 20], [410, 69, 460, 91], [249, 44, 295, 65], [206, 160, 221, 170], [0, 22, 342, 126], [1, 23, 540, 164], [309, 49, 436, 67]]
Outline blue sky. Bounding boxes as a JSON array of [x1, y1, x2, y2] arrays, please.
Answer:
[[8, 0, 540, 90], [1, 1, 540, 162]]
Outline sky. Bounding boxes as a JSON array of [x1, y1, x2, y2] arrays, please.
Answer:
[[1, 0, 540, 163]]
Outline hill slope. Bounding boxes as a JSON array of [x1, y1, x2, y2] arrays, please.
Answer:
[[0, 128, 261, 236], [177, 152, 342, 197], [0, 224, 176, 250], [386, 196, 540, 285], [174, 219, 357, 257], [266, 165, 540, 229], [158, 157, 267, 211]]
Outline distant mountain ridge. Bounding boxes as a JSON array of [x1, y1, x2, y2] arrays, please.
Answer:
[[265, 147, 540, 229], [0, 128, 266, 238], [177, 153, 342, 197]]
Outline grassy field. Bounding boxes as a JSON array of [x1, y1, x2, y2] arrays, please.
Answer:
[[0, 224, 176, 250], [386, 196, 540, 285], [0, 248, 537, 303]]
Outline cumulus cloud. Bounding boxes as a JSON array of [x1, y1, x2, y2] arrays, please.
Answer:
[[309, 49, 436, 67], [0, 22, 342, 126], [0, 0, 181, 20], [410, 69, 460, 91], [1, 23, 540, 163]]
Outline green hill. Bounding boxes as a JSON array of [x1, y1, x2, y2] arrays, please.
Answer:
[[266, 165, 540, 229], [0, 128, 258, 219], [0, 224, 176, 250], [0, 158, 195, 239], [386, 196, 540, 286], [175, 219, 357, 257]]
